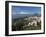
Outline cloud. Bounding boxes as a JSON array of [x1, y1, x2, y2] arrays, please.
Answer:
[[12, 11, 38, 15], [20, 11, 29, 14]]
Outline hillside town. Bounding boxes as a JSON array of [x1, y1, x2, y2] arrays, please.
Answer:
[[24, 16, 41, 26]]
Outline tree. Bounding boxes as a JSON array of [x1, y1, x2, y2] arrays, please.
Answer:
[[15, 21, 25, 30]]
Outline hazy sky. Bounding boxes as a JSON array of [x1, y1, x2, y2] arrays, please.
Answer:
[[12, 6, 41, 15]]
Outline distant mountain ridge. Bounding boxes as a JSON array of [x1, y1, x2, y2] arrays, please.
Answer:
[[12, 14, 41, 19]]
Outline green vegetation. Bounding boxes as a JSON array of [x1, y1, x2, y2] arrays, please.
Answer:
[[12, 16, 41, 31]]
